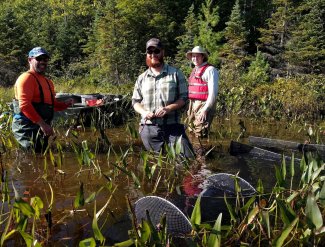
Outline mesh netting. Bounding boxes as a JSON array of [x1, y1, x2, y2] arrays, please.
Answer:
[[134, 196, 192, 235], [205, 173, 256, 196]]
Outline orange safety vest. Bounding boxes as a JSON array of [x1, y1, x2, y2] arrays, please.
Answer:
[[188, 64, 210, 100]]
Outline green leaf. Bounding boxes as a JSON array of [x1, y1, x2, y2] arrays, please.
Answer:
[[19, 230, 42, 247], [261, 210, 270, 238], [311, 163, 325, 183], [190, 195, 201, 226], [290, 153, 295, 177], [246, 206, 259, 225], [131, 171, 141, 189], [74, 182, 85, 209], [30, 196, 44, 219], [256, 179, 264, 194], [85, 192, 96, 204], [224, 194, 237, 223], [0, 209, 16, 246], [286, 191, 300, 204], [79, 237, 96, 247], [300, 155, 306, 172], [275, 165, 285, 187], [139, 220, 151, 243], [207, 213, 222, 247], [48, 182, 54, 212], [273, 217, 299, 247], [92, 202, 105, 243], [12, 181, 21, 200], [113, 239, 134, 247], [305, 192, 323, 229], [140, 151, 150, 178], [320, 181, 325, 207], [175, 135, 182, 155], [276, 199, 296, 226], [14, 199, 35, 218], [145, 210, 160, 242], [281, 154, 286, 180], [241, 195, 256, 212]]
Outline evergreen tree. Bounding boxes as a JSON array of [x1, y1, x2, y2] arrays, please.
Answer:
[[258, 0, 296, 77], [243, 51, 270, 86], [175, 4, 199, 76], [85, 0, 128, 84], [0, 3, 32, 85], [241, 0, 273, 53], [195, 0, 223, 66], [220, 0, 249, 69], [285, 0, 325, 74], [86, 0, 187, 84]]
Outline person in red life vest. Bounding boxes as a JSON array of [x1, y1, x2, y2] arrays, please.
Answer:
[[186, 46, 219, 138], [12, 47, 73, 153]]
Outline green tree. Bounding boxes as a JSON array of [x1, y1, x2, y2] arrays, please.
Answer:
[[220, 0, 249, 69], [175, 4, 199, 76], [195, 0, 223, 66], [87, 0, 188, 85], [243, 51, 270, 86], [241, 0, 273, 53], [8, 0, 95, 78], [258, 0, 297, 77], [285, 0, 325, 74], [0, 3, 30, 85]]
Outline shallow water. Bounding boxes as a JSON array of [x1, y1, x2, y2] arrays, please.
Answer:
[[2, 117, 323, 245]]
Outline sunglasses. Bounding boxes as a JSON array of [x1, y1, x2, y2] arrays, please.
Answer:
[[147, 49, 161, 55], [35, 56, 49, 62]]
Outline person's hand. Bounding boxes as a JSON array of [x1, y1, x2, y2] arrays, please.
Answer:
[[38, 120, 54, 136], [143, 111, 155, 120], [197, 110, 208, 123], [154, 107, 171, 118]]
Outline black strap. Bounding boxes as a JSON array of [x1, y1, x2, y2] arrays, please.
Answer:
[[27, 72, 54, 105]]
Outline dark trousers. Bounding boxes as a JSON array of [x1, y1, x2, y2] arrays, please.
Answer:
[[139, 123, 194, 159], [12, 117, 49, 153]]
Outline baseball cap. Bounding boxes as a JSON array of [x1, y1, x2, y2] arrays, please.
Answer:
[[146, 38, 163, 50], [28, 47, 50, 58]]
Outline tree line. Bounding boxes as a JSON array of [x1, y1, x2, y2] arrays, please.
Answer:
[[0, 0, 324, 119]]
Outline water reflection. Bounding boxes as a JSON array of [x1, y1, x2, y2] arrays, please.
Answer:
[[3, 117, 318, 245]]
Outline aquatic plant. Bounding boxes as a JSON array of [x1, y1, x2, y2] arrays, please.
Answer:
[[200, 152, 324, 246], [111, 152, 324, 247]]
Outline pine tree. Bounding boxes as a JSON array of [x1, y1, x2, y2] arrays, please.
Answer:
[[0, 3, 31, 85], [85, 0, 129, 84], [258, 0, 296, 77], [243, 51, 270, 86], [195, 0, 223, 66], [285, 0, 325, 74], [220, 0, 249, 69], [241, 0, 273, 53], [175, 4, 199, 76]]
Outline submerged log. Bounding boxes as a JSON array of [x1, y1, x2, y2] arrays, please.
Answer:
[[229, 141, 301, 163], [248, 136, 325, 159]]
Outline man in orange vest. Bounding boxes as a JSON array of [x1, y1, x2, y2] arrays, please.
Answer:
[[12, 47, 73, 153], [186, 46, 219, 138]]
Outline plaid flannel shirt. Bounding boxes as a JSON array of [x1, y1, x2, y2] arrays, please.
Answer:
[[132, 64, 188, 125]]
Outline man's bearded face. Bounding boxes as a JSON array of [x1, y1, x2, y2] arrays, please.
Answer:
[[146, 48, 164, 68]]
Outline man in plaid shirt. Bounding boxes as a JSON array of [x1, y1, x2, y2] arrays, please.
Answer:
[[132, 38, 194, 158]]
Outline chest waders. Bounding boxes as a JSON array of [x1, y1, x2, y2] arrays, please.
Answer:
[[12, 72, 54, 152]]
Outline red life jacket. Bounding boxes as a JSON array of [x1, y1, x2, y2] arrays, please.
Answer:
[[188, 64, 210, 100]]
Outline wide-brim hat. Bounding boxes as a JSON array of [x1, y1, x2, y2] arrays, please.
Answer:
[[186, 46, 208, 60]]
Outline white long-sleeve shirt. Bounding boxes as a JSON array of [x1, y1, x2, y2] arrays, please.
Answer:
[[194, 62, 219, 112]]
